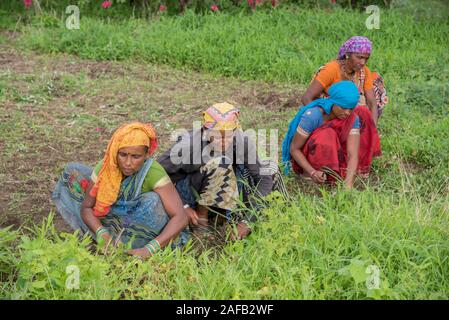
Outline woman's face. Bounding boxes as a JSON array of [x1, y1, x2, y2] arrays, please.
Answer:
[[348, 53, 370, 71], [208, 129, 235, 153], [332, 105, 353, 120], [117, 145, 148, 176]]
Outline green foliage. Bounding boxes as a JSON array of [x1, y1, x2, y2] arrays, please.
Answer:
[[0, 0, 396, 18], [0, 227, 19, 277], [1, 187, 448, 299], [0, 3, 448, 300], [4, 214, 109, 299], [15, 7, 449, 87]]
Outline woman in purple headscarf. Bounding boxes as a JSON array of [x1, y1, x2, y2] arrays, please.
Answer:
[[301, 36, 388, 127]]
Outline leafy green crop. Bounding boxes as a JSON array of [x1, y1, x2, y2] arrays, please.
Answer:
[[1, 3, 448, 300]]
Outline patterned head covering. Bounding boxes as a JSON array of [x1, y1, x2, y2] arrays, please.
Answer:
[[203, 102, 241, 131], [90, 122, 158, 217], [338, 36, 372, 60]]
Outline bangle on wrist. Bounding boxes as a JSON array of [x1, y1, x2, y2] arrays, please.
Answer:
[[310, 169, 317, 177], [95, 226, 109, 238], [144, 239, 161, 255], [240, 220, 251, 230]]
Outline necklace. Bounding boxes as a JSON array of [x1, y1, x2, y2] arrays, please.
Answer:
[[340, 61, 356, 82]]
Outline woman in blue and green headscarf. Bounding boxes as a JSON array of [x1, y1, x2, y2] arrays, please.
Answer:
[[282, 81, 381, 188]]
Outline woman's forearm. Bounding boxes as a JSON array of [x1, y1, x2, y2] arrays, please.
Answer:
[[344, 155, 358, 188], [154, 213, 188, 248], [81, 208, 103, 233], [301, 95, 312, 106], [370, 104, 378, 127], [366, 92, 378, 127], [153, 183, 190, 248], [291, 148, 315, 174]]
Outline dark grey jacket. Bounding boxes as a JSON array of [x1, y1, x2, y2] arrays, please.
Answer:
[[157, 128, 273, 197]]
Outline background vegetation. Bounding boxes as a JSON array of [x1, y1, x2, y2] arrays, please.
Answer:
[[0, 0, 448, 299]]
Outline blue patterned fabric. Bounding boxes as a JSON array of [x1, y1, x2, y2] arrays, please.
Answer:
[[52, 162, 189, 249]]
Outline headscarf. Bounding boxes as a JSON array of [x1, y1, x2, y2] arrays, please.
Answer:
[[338, 36, 372, 60], [90, 122, 158, 217], [203, 102, 242, 131], [281, 81, 360, 173]]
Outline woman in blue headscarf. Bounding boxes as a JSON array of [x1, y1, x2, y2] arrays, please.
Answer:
[[282, 81, 381, 188], [300, 36, 389, 127]]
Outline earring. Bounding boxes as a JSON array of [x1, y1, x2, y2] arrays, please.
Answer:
[[345, 55, 349, 59]]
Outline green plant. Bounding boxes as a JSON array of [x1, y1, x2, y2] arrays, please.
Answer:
[[1, 2, 448, 300]]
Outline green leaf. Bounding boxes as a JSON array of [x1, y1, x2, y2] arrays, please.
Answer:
[[32, 280, 47, 289], [348, 259, 368, 284]]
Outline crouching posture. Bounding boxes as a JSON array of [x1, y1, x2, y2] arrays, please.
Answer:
[[158, 102, 287, 240], [283, 81, 381, 188], [52, 122, 189, 258]]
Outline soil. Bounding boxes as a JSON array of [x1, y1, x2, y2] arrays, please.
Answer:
[[0, 32, 305, 234]]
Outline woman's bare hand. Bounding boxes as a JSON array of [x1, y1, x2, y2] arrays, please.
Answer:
[[127, 247, 152, 259], [230, 221, 252, 241], [311, 170, 327, 184], [185, 207, 199, 225]]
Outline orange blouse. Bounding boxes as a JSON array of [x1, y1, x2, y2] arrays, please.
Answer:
[[314, 60, 374, 106]]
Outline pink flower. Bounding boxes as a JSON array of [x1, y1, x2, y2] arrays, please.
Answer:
[[23, 0, 32, 9], [247, 0, 256, 10], [101, 1, 112, 9], [80, 179, 89, 192], [159, 4, 167, 12], [330, 0, 337, 3], [271, 0, 278, 7], [255, 0, 263, 4], [210, 4, 219, 12]]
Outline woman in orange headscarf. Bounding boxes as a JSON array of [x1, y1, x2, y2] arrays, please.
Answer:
[[52, 122, 189, 258]]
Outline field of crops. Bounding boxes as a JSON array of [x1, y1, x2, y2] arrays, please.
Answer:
[[0, 0, 448, 299]]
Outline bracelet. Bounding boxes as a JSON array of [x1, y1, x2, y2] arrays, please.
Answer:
[[95, 226, 109, 238], [239, 220, 251, 230], [310, 170, 317, 177], [144, 239, 161, 255], [183, 204, 190, 209]]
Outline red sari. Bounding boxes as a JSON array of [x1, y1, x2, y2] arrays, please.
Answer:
[[291, 106, 381, 180]]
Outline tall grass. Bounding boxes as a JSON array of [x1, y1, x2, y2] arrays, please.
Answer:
[[16, 7, 449, 86], [1, 181, 448, 300], [1, 4, 448, 299]]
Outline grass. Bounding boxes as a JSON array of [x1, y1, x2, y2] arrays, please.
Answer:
[[15, 8, 449, 85], [0, 3, 448, 299], [1, 187, 448, 299]]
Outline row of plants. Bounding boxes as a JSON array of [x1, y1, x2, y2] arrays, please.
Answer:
[[11, 0, 397, 17]]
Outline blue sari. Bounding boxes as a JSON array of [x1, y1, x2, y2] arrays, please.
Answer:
[[52, 160, 189, 249]]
